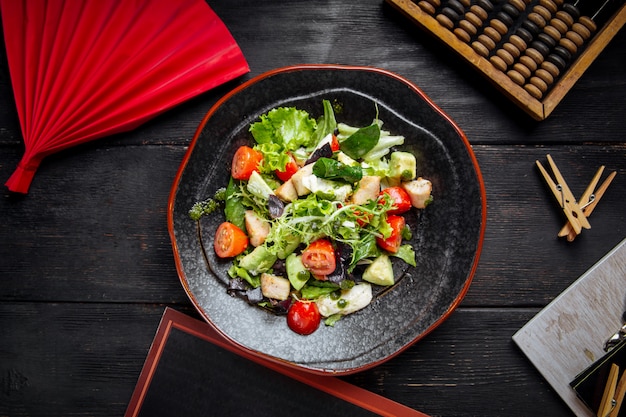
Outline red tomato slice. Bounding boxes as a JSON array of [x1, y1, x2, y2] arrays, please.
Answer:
[[275, 154, 298, 182], [214, 222, 248, 258], [287, 300, 321, 335], [301, 239, 336, 276], [376, 215, 405, 253], [231, 146, 263, 180], [330, 134, 340, 152], [379, 186, 412, 214], [351, 208, 372, 227]]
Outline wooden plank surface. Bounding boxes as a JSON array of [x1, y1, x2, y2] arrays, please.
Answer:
[[0, 303, 562, 417], [0, 0, 624, 416]]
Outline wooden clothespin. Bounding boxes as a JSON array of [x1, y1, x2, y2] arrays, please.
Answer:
[[598, 363, 626, 417], [558, 166, 617, 242], [536, 154, 591, 236], [609, 368, 626, 417]]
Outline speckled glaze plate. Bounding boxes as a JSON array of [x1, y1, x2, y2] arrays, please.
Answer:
[[168, 65, 486, 375]]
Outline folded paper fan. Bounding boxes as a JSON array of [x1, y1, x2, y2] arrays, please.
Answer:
[[0, 0, 249, 194]]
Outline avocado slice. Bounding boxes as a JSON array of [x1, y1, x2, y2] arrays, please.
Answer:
[[389, 151, 416, 182], [238, 245, 277, 275], [362, 254, 394, 286], [285, 253, 310, 291]]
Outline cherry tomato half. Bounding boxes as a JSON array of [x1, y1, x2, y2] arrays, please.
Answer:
[[287, 300, 321, 335], [376, 215, 405, 253], [301, 239, 336, 276], [231, 146, 263, 180], [214, 222, 249, 258], [275, 154, 298, 182], [379, 186, 412, 215]]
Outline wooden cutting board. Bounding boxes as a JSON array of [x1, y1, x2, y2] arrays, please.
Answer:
[[513, 238, 626, 417]]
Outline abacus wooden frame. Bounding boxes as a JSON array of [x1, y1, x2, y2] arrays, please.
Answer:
[[386, 0, 626, 121]]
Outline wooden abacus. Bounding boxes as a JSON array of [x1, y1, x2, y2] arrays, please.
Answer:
[[386, 0, 626, 120]]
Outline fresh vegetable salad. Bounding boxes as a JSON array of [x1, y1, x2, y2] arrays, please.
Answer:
[[190, 100, 433, 335]]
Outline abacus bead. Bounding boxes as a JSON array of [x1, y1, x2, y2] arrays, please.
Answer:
[[441, 7, 461, 22], [496, 48, 515, 66], [520, 55, 539, 72], [490, 55, 508, 71], [553, 45, 572, 62], [459, 19, 478, 36], [572, 22, 591, 40], [530, 76, 549, 93], [507, 69, 526, 85], [478, 34, 496, 50], [476, 0, 494, 12], [513, 62, 532, 79], [559, 37, 578, 55], [502, 3, 520, 17], [543, 25, 562, 42], [524, 83, 544, 99], [419, 1, 436, 14], [539, 0, 557, 14], [533, 5, 552, 22], [458, 0, 471, 6], [484, 26, 502, 43], [526, 47, 545, 65], [490, 19, 508, 35], [579, 16, 597, 33], [448, 0, 466, 15], [516, 27, 534, 44], [562, 3, 580, 20], [472, 41, 490, 57], [541, 60, 560, 78], [530, 40, 550, 57], [509, 34, 527, 52], [555, 10, 574, 27], [436, 13, 455, 30], [522, 19, 540, 36], [546, 53, 567, 71], [470, 5, 488, 20], [454, 27, 472, 43], [503, 42, 522, 58], [528, 12, 547, 29], [550, 17, 569, 35], [535, 68, 554, 85], [510, 0, 527, 12], [465, 11, 483, 27], [426, 0, 441, 6], [537, 32, 557, 49], [496, 11, 514, 27], [565, 30, 585, 47]]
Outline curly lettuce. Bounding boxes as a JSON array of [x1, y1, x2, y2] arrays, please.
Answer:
[[250, 106, 317, 151]]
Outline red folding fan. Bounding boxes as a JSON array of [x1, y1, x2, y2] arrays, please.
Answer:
[[1, 0, 249, 194]]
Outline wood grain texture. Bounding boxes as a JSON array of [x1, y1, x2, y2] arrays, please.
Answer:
[[0, 0, 624, 416], [0, 303, 566, 417], [513, 238, 626, 417]]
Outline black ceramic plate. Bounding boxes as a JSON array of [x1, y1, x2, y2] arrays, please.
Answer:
[[168, 65, 486, 375]]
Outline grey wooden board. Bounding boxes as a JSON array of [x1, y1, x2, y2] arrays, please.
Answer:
[[513, 237, 626, 417]]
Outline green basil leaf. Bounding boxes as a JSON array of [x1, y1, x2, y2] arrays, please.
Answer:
[[339, 123, 380, 160], [224, 177, 246, 231], [392, 244, 416, 267], [312, 157, 363, 183]]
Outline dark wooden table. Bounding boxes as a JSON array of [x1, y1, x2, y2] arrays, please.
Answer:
[[1, 1, 625, 416]]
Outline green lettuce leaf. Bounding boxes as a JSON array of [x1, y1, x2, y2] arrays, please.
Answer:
[[249, 107, 317, 151]]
